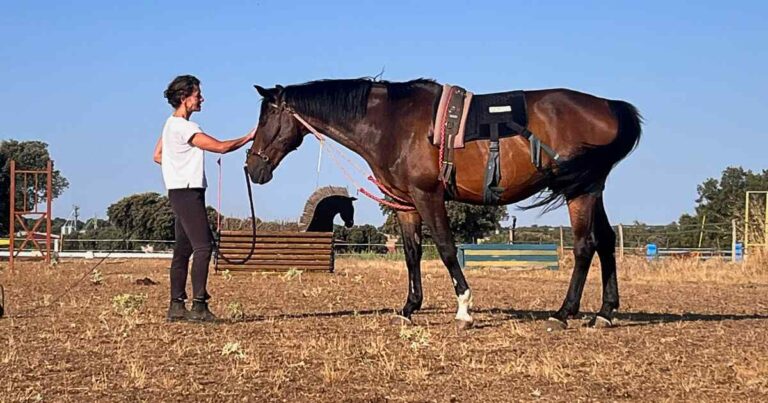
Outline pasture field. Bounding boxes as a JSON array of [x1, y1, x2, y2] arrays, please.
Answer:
[[1, 256, 768, 402]]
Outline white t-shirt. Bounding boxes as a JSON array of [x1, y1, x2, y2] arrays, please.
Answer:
[[161, 116, 207, 189]]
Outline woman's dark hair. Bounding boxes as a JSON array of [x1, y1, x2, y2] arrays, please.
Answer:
[[164, 75, 200, 108]]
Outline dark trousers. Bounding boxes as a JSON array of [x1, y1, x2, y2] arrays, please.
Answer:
[[168, 188, 213, 302]]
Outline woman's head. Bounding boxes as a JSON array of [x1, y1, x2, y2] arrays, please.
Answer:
[[164, 75, 202, 110]]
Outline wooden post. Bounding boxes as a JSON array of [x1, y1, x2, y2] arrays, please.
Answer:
[[46, 161, 52, 264], [9, 160, 15, 270], [618, 224, 624, 260], [559, 226, 564, 256], [697, 215, 707, 249], [731, 219, 737, 263], [744, 192, 750, 262], [765, 193, 768, 250]]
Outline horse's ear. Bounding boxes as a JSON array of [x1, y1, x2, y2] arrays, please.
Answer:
[[275, 84, 285, 94], [253, 85, 275, 100]]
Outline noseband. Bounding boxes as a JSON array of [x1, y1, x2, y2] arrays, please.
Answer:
[[250, 148, 271, 164]]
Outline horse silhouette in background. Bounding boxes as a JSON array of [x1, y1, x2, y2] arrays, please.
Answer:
[[299, 186, 356, 232]]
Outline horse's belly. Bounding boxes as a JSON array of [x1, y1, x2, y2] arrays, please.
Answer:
[[451, 137, 544, 205]]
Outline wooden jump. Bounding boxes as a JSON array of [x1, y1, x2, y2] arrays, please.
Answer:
[[215, 230, 334, 273]]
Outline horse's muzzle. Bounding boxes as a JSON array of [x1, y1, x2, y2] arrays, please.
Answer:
[[246, 158, 273, 184]]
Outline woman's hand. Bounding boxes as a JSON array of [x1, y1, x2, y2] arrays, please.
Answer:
[[247, 127, 258, 141]]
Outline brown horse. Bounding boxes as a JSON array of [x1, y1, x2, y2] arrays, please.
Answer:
[[246, 78, 641, 331]]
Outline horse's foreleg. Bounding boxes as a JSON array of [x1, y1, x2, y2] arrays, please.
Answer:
[[547, 194, 598, 331], [412, 192, 473, 330], [395, 210, 423, 323]]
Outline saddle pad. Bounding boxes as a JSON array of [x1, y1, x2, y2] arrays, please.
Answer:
[[464, 90, 528, 142]]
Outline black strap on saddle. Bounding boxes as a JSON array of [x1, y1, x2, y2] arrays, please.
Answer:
[[481, 108, 505, 204], [509, 121, 561, 170], [477, 91, 530, 204]]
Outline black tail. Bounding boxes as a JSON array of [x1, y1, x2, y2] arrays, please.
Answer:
[[523, 100, 642, 212]]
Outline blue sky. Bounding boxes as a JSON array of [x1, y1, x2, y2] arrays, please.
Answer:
[[1, 1, 766, 228]]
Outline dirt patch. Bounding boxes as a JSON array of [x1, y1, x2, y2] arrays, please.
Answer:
[[1, 257, 767, 401]]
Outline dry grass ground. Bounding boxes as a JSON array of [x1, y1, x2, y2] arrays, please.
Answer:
[[1, 255, 768, 402]]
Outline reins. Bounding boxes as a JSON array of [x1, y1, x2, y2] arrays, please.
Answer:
[[214, 165, 258, 265], [289, 111, 416, 211]]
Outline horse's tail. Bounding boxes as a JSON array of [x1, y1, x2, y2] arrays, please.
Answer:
[[523, 99, 643, 212]]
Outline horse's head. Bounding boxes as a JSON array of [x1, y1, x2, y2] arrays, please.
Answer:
[[246, 85, 306, 184], [339, 196, 357, 228]]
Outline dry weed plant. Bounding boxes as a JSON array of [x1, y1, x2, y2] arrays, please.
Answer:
[[281, 268, 303, 282], [399, 326, 431, 350], [227, 301, 245, 321], [90, 269, 103, 285], [221, 342, 247, 360], [111, 293, 146, 316]]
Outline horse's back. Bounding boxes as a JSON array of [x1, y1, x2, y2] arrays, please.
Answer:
[[524, 88, 619, 148]]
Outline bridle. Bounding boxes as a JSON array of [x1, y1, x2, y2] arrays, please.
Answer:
[[248, 102, 297, 168]]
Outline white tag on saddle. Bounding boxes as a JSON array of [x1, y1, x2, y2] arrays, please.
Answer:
[[489, 105, 512, 113]]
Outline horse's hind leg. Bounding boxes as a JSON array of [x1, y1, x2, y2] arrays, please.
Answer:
[[547, 194, 598, 330], [411, 191, 473, 330], [589, 197, 619, 327], [394, 210, 424, 324]]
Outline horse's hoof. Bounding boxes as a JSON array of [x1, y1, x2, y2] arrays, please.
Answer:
[[544, 317, 567, 332], [588, 315, 615, 328], [455, 319, 474, 333], [390, 315, 413, 326]]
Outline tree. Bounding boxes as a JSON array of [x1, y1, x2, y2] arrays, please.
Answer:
[[106, 192, 220, 242], [107, 193, 176, 241], [334, 223, 388, 253], [0, 140, 69, 236], [677, 166, 768, 246], [693, 167, 768, 224], [379, 200, 508, 243], [63, 224, 125, 251], [445, 202, 509, 243]]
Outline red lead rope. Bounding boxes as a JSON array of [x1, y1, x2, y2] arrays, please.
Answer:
[[437, 88, 454, 186], [291, 112, 416, 211]]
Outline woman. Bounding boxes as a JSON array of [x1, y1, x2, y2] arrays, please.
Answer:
[[154, 75, 255, 322]]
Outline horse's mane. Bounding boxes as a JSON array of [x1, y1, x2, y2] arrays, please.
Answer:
[[283, 77, 437, 125], [298, 186, 351, 231]]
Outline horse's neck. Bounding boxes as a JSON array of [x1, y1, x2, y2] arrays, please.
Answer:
[[301, 84, 438, 170], [303, 117, 379, 166], [307, 208, 335, 232]]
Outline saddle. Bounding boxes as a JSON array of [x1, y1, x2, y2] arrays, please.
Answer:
[[432, 85, 560, 204]]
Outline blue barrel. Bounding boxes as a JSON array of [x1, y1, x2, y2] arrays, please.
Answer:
[[735, 242, 743, 262], [646, 243, 658, 261]]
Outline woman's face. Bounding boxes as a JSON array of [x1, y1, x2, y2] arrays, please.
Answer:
[[182, 87, 204, 112]]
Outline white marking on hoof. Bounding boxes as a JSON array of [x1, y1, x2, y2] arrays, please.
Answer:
[[592, 315, 614, 328], [545, 317, 567, 332], [455, 289, 473, 323]]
